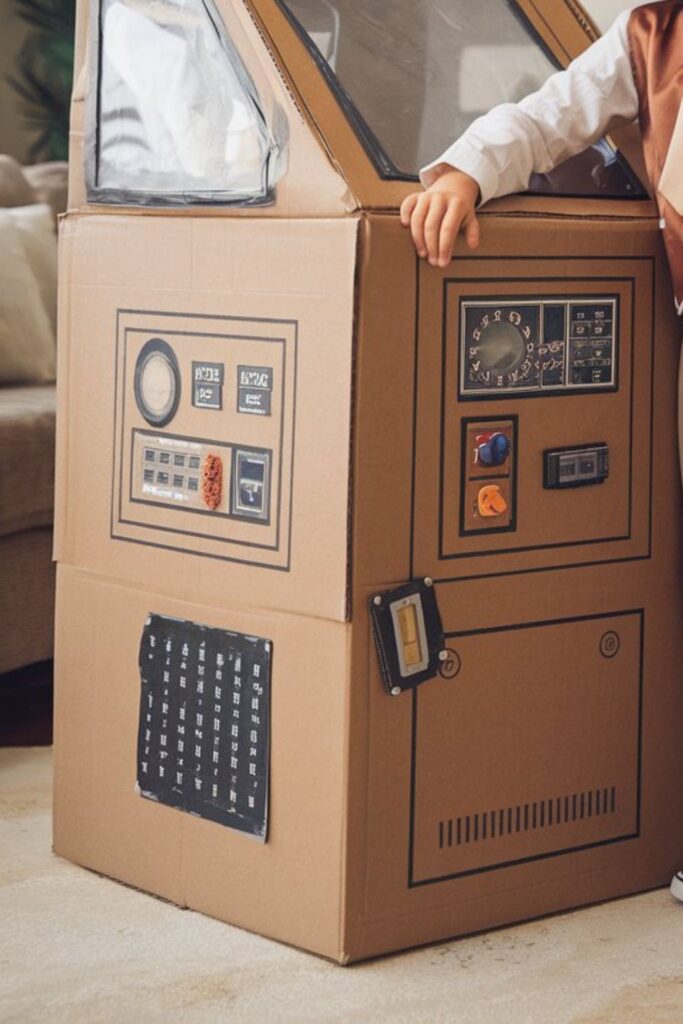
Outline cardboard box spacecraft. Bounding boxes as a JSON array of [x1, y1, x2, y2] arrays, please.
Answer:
[[53, 0, 683, 962]]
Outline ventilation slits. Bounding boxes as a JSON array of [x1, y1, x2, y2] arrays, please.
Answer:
[[438, 786, 617, 849]]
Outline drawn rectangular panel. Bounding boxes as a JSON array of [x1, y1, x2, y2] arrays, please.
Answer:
[[137, 614, 272, 840], [460, 296, 617, 398], [111, 309, 296, 570], [411, 611, 642, 885]]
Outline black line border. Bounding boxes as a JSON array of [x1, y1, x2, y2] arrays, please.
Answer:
[[407, 607, 644, 888], [410, 255, 655, 582], [458, 414, 519, 537], [111, 308, 297, 572], [442, 280, 631, 560], [128, 429, 274, 535], [456, 291, 620, 402]]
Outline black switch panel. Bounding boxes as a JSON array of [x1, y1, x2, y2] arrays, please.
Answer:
[[544, 443, 609, 489], [231, 447, 271, 522]]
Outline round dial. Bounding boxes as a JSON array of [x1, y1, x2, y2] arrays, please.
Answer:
[[134, 338, 181, 427], [466, 307, 540, 390]]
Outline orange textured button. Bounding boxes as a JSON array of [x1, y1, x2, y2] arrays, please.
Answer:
[[202, 454, 223, 510], [477, 484, 508, 517]]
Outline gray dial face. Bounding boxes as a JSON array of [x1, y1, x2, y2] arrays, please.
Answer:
[[476, 321, 526, 373], [134, 338, 181, 427], [139, 352, 176, 419], [464, 305, 540, 391]]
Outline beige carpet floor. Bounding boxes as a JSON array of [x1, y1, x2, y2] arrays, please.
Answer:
[[3, 747, 683, 1024]]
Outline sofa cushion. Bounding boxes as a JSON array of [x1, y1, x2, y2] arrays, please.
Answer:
[[0, 385, 56, 538], [23, 161, 68, 222], [5, 204, 58, 334], [0, 156, 35, 209], [0, 208, 56, 384]]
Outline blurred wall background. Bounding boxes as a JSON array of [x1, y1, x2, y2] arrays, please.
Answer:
[[585, 0, 634, 31], [0, 1, 33, 163]]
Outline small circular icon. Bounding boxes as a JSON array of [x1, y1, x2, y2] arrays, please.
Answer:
[[438, 649, 461, 679], [599, 631, 620, 659]]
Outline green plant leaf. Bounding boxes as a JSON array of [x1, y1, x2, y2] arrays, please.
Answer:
[[9, 0, 75, 161]]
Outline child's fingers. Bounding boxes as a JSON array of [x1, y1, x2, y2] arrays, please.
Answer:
[[410, 194, 431, 258], [437, 199, 466, 266], [424, 194, 448, 264], [401, 192, 421, 226], [464, 212, 481, 250]]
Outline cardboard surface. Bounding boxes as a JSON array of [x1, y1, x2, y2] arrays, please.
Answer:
[[53, 564, 350, 958], [54, 0, 683, 963], [55, 213, 358, 622], [342, 212, 683, 961]]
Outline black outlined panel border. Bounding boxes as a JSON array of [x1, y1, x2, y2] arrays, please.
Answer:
[[111, 309, 297, 572], [407, 608, 644, 888]]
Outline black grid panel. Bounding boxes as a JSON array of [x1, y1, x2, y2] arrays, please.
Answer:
[[137, 614, 271, 840]]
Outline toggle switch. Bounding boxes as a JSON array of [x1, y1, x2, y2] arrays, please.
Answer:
[[369, 579, 445, 695], [461, 416, 516, 534], [397, 603, 422, 668], [477, 484, 508, 517], [477, 431, 510, 467], [231, 448, 271, 521]]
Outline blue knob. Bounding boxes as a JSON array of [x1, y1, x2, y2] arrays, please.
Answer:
[[478, 432, 510, 467]]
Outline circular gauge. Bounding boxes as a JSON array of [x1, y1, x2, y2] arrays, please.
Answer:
[[476, 321, 525, 374], [465, 307, 540, 391], [134, 338, 181, 427]]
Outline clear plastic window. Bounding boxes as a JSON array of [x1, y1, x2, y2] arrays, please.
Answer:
[[90, 0, 282, 204], [279, 0, 644, 198]]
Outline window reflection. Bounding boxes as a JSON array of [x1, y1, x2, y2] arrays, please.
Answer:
[[281, 0, 643, 198], [94, 0, 278, 203]]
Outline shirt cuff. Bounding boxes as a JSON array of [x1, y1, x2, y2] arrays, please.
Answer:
[[419, 140, 500, 207]]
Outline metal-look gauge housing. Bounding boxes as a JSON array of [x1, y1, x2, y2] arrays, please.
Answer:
[[134, 338, 181, 428], [464, 304, 540, 392], [460, 297, 617, 398]]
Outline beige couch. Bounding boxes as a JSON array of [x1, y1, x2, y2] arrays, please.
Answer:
[[0, 157, 66, 675]]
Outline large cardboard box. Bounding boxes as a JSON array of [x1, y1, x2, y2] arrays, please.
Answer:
[[54, 0, 683, 962]]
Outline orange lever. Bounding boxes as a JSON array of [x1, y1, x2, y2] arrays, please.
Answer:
[[477, 484, 508, 518]]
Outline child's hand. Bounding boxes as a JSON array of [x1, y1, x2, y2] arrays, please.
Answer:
[[400, 168, 481, 268]]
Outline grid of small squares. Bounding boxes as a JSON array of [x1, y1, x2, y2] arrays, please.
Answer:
[[143, 447, 201, 493], [137, 614, 271, 839]]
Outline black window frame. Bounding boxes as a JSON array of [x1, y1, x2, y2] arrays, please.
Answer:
[[86, 0, 278, 207], [276, 0, 646, 200]]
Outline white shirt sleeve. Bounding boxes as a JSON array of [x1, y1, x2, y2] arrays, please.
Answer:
[[420, 10, 638, 205]]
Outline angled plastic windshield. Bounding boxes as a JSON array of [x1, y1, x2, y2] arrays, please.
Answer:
[[278, 0, 644, 199], [89, 0, 285, 205]]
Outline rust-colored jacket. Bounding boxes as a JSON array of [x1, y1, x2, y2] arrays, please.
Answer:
[[629, 2, 683, 312]]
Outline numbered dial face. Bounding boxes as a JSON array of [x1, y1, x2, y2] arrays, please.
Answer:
[[464, 305, 540, 392], [134, 338, 181, 427]]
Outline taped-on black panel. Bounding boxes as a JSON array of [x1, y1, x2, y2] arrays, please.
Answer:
[[137, 614, 271, 840]]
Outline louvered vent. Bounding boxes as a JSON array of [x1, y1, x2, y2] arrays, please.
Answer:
[[438, 787, 617, 849]]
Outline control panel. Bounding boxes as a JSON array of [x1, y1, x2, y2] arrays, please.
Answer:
[[132, 433, 271, 523], [112, 310, 296, 570], [461, 417, 517, 534], [461, 297, 617, 397], [412, 263, 652, 580]]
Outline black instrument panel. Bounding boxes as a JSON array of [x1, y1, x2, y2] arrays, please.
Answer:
[[460, 297, 617, 397]]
